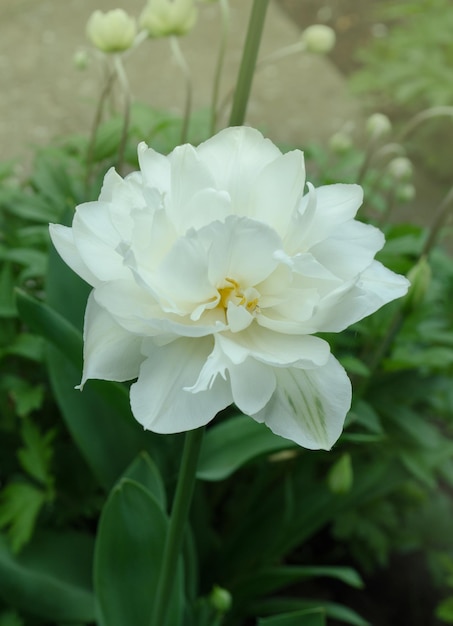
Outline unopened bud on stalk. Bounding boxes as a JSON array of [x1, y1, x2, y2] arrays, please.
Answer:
[[86, 9, 137, 53], [327, 453, 353, 494], [140, 0, 198, 38], [366, 113, 392, 139], [329, 131, 353, 154], [73, 49, 89, 70], [209, 585, 232, 613], [404, 257, 431, 310], [395, 183, 416, 204], [387, 156, 413, 181], [301, 24, 336, 54]]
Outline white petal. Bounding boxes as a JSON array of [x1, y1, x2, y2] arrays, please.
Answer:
[[252, 355, 352, 450], [49, 224, 99, 287], [310, 220, 385, 280], [229, 358, 276, 415], [72, 201, 131, 282], [217, 326, 329, 368], [80, 292, 144, 387], [130, 338, 233, 433], [196, 127, 282, 211], [249, 149, 305, 234], [137, 141, 171, 192], [202, 216, 282, 287], [313, 261, 410, 332]]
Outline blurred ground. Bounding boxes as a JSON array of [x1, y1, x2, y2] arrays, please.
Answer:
[[0, 0, 362, 171], [0, 0, 449, 241]]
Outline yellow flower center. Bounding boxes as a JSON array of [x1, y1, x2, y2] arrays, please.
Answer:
[[217, 278, 259, 313]]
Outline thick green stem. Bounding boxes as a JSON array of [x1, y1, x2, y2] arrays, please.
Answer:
[[151, 427, 205, 626], [113, 54, 131, 176], [228, 0, 269, 127]]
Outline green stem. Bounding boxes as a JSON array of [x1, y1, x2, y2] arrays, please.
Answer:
[[84, 61, 116, 195], [113, 54, 132, 176], [210, 0, 230, 134], [228, 0, 269, 127], [151, 427, 205, 626], [170, 36, 193, 144]]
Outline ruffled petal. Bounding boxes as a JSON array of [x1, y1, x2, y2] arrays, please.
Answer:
[[80, 292, 144, 387], [49, 224, 99, 287], [196, 127, 282, 211], [252, 355, 352, 450], [130, 337, 233, 432], [72, 201, 131, 282]]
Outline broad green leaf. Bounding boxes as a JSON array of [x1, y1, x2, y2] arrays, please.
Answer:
[[197, 415, 296, 481], [0, 531, 95, 622], [122, 451, 167, 511], [2, 333, 44, 362], [16, 288, 162, 490], [0, 263, 16, 317], [94, 479, 184, 626], [0, 610, 24, 626], [258, 608, 326, 626]]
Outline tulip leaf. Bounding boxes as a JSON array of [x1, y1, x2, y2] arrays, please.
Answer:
[[253, 599, 369, 626], [122, 451, 167, 511], [0, 531, 95, 623], [94, 479, 184, 626], [16, 289, 163, 490], [197, 415, 296, 481], [258, 608, 326, 626]]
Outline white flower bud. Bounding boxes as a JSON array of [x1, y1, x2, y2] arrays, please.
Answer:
[[301, 24, 336, 54], [387, 156, 413, 181], [140, 0, 198, 38], [86, 9, 137, 53], [365, 113, 392, 139], [329, 131, 353, 154]]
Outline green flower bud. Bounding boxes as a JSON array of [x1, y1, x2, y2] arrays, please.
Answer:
[[301, 24, 336, 54], [73, 49, 90, 70], [86, 9, 137, 53], [329, 131, 353, 154], [140, 0, 198, 38], [366, 113, 392, 139], [387, 156, 413, 181], [209, 585, 232, 613], [327, 453, 353, 494], [404, 256, 431, 310], [395, 183, 416, 204]]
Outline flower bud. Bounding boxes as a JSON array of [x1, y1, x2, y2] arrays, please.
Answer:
[[387, 156, 413, 181], [366, 113, 392, 139], [209, 585, 232, 613], [329, 131, 353, 154], [73, 49, 90, 70], [140, 0, 198, 38], [395, 183, 416, 204], [327, 453, 353, 494], [86, 9, 137, 53], [404, 256, 431, 310], [301, 24, 336, 54]]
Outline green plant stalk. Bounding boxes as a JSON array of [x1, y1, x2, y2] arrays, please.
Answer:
[[210, 0, 230, 134], [151, 427, 205, 626], [113, 54, 132, 176], [170, 36, 193, 144], [228, 0, 270, 127], [84, 62, 116, 195]]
